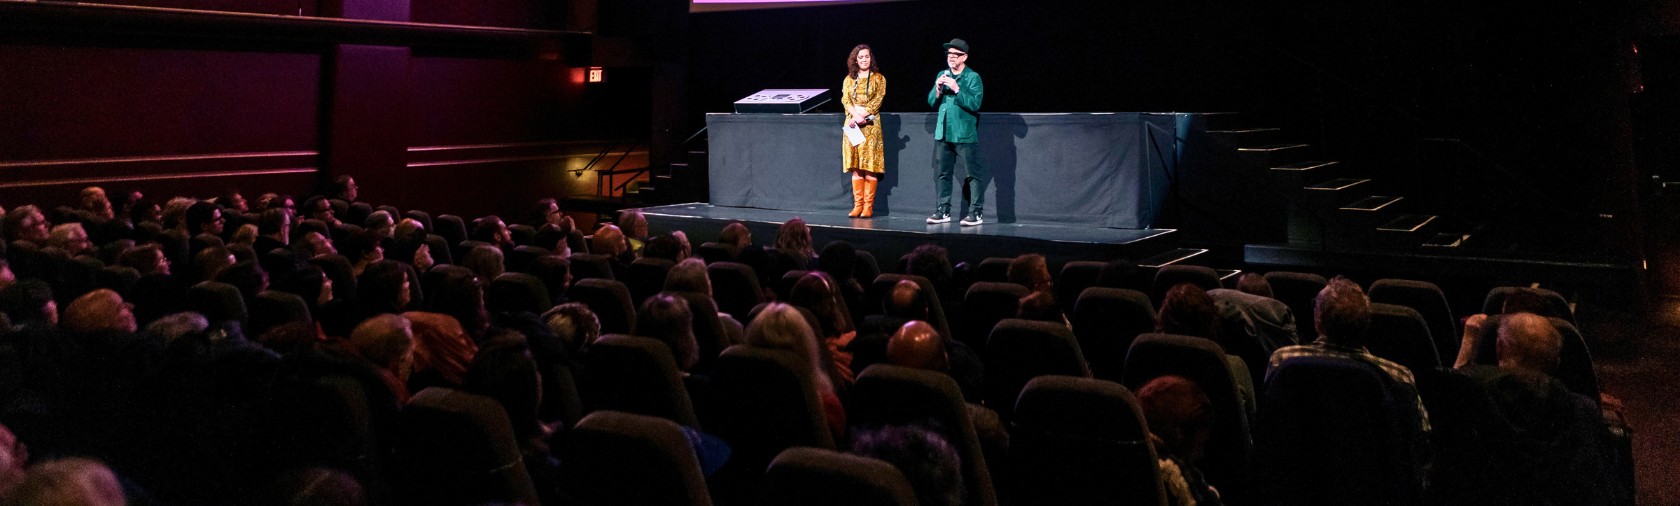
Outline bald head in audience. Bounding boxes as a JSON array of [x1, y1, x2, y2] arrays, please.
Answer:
[[887, 320, 948, 372], [63, 289, 137, 334], [591, 224, 626, 257], [884, 279, 929, 320], [1497, 312, 1562, 375]]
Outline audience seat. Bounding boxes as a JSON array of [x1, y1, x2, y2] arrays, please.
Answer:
[[567, 278, 636, 335], [850, 364, 1000, 506], [249, 290, 311, 337], [1122, 333, 1253, 503], [506, 245, 548, 274], [1150, 264, 1220, 305], [1368, 278, 1459, 361], [975, 257, 1013, 283], [708, 261, 765, 323], [561, 410, 714, 506], [626, 257, 676, 307], [189, 280, 249, 325], [1255, 356, 1425, 506], [700, 346, 837, 503], [1069, 287, 1156, 382], [395, 387, 540, 506], [760, 447, 918, 506], [1367, 303, 1443, 373], [868, 273, 953, 342], [1482, 286, 1576, 327], [1262, 271, 1327, 342], [488, 272, 553, 315], [582, 335, 700, 427], [1472, 315, 1600, 400], [433, 214, 468, 247], [507, 223, 536, 247], [668, 290, 734, 375], [982, 319, 1089, 422], [961, 282, 1028, 348], [1009, 375, 1165, 506], [775, 269, 810, 303], [698, 242, 739, 264], [567, 253, 616, 281], [1055, 260, 1108, 314], [422, 234, 454, 266]]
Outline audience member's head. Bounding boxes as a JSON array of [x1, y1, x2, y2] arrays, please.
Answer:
[[818, 241, 858, 281], [339, 230, 384, 269], [744, 302, 832, 392], [462, 333, 547, 446], [145, 312, 210, 344], [391, 218, 424, 244], [1157, 283, 1218, 339], [258, 209, 294, 244], [1314, 277, 1371, 347], [363, 211, 394, 240], [719, 222, 751, 249], [617, 209, 649, 240], [8, 458, 126, 506], [775, 217, 814, 258], [590, 224, 627, 257], [0, 423, 27, 500], [191, 246, 238, 283], [62, 289, 137, 334], [4, 205, 50, 245], [274, 264, 333, 312], [297, 231, 336, 259], [217, 189, 248, 214], [887, 320, 948, 372], [329, 175, 358, 202], [1234, 272, 1273, 298], [1007, 253, 1052, 293], [185, 201, 225, 236], [664, 258, 712, 295], [128, 199, 162, 226], [231, 224, 259, 246], [118, 243, 170, 276], [461, 244, 505, 282], [46, 223, 92, 256], [471, 215, 512, 248], [0, 280, 57, 327], [0, 261, 14, 292], [302, 197, 336, 226], [530, 198, 562, 227], [349, 313, 415, 380], [427, 268, 489, 340], [637, 293, 698, 370], [672, 231, 692, 260], [789, 271, 854, 337], [905, 244, 952, 288], [357, 260, 412, 315], [543, 302, 601, 356], [849, 425, 966, 506], [1016, 291, 1064, 324], [643, 234, 684, 262], [79, 186, 114, 220], [217, 261, 268, 303], [1497, 312, 1563, 375], [1138, 375, 1214, 462], [884, 279, 929, 320]]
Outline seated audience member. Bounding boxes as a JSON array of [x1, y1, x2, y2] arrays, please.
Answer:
[[390, 217, 424, 244], [61, 289, 137, 335], [773, 217, 816, 270], [617, 209, 649, 255], [904, 243, 955, 305], [426, 268, 490, 343], [637, 293, 700, 372], [4, 205, 50, 246], [788, 272, 857, 385], [665, 257, 744, 342], [718, 222, 752, 251], [401, 310, 479, 391], [1269, 277, 1431, 443], [250, 468, 366, 506], [849, 279, 984, 401], [1233, 272, 1273, 299], [118, 243, 171, 276], [301, 197, 340, 228], [1138, 375, 1223, 506], [46, 223, 92, 257], [461, 244, 505, 282], [1157, 283, 1220, 340], [340, 230, 384, 278], [0, 424, 27, 501], [817, 240, 867, 323], [230, 224, 259, 248], [145, 312, 210, 345], [328, 175, 358, 204], [744, 302, 845, 439], [128, 199, 163, 228], [295, 231, 337, 259], [589, 224, 630, 267], [642, 235, 684, 263], [334, 313, 416, 403], [1006, 253, 1053, 294], [216, 261, 269, 309], [216, 189, 249, 215], [79, 187, 115, 221], [1016, 290, 1066, 326], [849, 425, 966, 506], [356, 260, 412, 317], [885, 320, 1008, 462], [471, 215, 514, 251], [0, 279, 58, 328], [363, 211, 395, 242], [530, 223, 573, 259], [272, 264, 334, 317], [1208, 284, 1298, 355], [543, 302, 601, 358], [529, 198, 563, 228], [0, 260, 14, 292], [461, 333, 565, 505], [185, 201, 226, 239], [8, 458, 126, 506], [671, 231, 693, 261], [1449, 311, 1618, 505]]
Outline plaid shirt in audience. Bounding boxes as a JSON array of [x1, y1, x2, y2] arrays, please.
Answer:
[[1268, 339, 1432, 433]]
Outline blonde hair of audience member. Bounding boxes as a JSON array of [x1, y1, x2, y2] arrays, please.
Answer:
[[47, 223, 92, 256], [9, 458, 127, 506], [0, 424, 27, 501], [80, 186, 114, 220], [719, 222, 751, 250], [144, 312, 210, 344], [351, 314, 416, 382], [775, 217, 815, 259], [62, 289, 137, 334], [462, 244, 505, 283], [745, 302, 835, 394], [886, 320, 949, 372], [1497, 312, 1563, 375], [664, 258, 712, 296], [230, 223, 258, 247]]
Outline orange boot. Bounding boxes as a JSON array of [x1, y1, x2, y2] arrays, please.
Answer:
[[860, 177, 878, 218], [848, 178, 865, 217]]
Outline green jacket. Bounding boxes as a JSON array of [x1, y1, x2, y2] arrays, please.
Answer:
[[926, 67, 984, 143]]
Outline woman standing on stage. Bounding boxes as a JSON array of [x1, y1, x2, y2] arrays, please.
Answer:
[[843, 44, 886, 218]]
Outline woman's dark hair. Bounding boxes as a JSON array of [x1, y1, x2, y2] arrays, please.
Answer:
[[463, 332, 547, 448], [846, 44, 879, 79], [1157, 283, 1218, 339], [274, 264, 329, 314], [789, 271, 854, 337], [0, 279, 56, 325], [637, 293, 698, 370], [642, 235, 683, 262], [427, 267, 489, 340], [216, 260, 268, 308], [357, 260, 411, 315], [849, 424, 965, 506]]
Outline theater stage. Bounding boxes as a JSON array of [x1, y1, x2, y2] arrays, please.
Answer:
[[639, 203, 1179, 268]]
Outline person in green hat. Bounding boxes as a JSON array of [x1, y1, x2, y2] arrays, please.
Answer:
[[926, 38, 987, 226]]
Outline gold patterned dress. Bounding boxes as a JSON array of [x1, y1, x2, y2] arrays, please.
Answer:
[[841, 71, 886, 174]]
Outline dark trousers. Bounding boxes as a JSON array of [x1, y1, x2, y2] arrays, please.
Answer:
[[933, 140, 988, 214]]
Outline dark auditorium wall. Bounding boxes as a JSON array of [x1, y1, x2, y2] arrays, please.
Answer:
[[684, 0, 1643, 252], [0, 0, 651, 220]]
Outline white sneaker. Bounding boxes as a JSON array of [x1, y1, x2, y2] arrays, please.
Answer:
[[960, 212, 983, 226], [927, 211, 951, 224]]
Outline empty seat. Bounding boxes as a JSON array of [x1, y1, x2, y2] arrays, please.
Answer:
[[422, 234, 453, 266], [760, 447, 918, 506], [1255, 356, 1425, 505], [982, 319, 1089, 422], [1368, 279, 1459, 362], [975, 257, 1013, 283], [708, 261, 765, 323], [850, 364, 999, 506], [506, 245, 548, 274], [700, 346, 836, 503], [1054, 260, 1108, 314], [582, 335, 699, 427], [1122, 333, 1253, 504], [506, 223, 536, 247], [775, 269, 810, 303], [488, 272, 552, 315], [1151, 265, 1220, 305], [395, 387, 539, 506], [566, 278, 636, 335], [960, 282, 1029, 348], [567, 253, 616, 281], [433, 215, 468, 248], [626, 257, 676, 307], [1070, 287, 1156, 382], [1009, 375, 1165, 506], [698, 242, 739, 264], [1367, 303, 1442, 373], [561, 410, 713, 506], [249, 290, 311, 338], [1262, 271, 1327, 342], [189, 280, 248, 324]]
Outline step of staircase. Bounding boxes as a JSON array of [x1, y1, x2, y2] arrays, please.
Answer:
[[1339, 195, 1404, 212], [1269, 161, 1343, 190], [1206, 127, 1284, 146], [1140, 247, 1209, 269]]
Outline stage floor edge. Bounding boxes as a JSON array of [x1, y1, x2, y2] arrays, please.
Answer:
[[637, 203, 1178, 266]]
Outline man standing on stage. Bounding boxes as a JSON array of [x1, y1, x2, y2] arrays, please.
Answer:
[[927, 38, 987, 226]]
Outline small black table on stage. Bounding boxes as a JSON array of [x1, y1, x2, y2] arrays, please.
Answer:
[[706, 111, 1206, 229]]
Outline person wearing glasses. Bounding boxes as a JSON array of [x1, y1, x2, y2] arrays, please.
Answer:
[[926, 38, 987, 226], [842, 44, 886, 218]]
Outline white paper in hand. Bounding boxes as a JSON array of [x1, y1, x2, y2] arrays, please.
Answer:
[[843, 124, 866, 146]]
